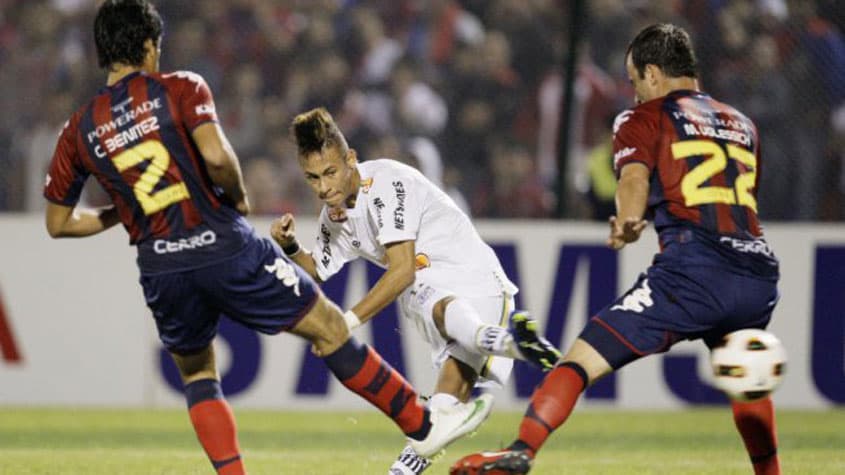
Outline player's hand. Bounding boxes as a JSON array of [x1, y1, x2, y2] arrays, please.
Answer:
[[270, 213, 297, 246], [606, 215, 648, 250]]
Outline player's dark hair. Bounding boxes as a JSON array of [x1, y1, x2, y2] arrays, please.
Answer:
[[291, 108, 349, 156], [94, 0, 163, 69], [626, 23, 698, 79]]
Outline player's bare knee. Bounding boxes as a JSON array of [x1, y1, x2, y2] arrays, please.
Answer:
[[318, 313, 349, 354], [170, 345, 218, 384], [309, 296, 350, 355], [562, 339, 613, 385]]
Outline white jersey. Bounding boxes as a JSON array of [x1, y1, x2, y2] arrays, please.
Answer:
[[312, 159, 517, 298]]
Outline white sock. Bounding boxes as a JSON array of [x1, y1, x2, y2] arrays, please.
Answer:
[[428, 392, 459, 410], [443, 299, 519, 358]]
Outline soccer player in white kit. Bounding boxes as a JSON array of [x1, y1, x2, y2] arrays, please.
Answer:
[[271, 108, 561, 474]]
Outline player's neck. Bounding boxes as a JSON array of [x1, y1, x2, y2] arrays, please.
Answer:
[[106, 65, 147, 86], [660, 77, 699, 97], [343, 167, 362, 208]]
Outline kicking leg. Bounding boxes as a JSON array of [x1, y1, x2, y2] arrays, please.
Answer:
[[450, 339, 612, 474], [390, 358, 478, 474], [290, 293, 493, 458], [172, 345, 245, 475], [434, 298, 560, 371]]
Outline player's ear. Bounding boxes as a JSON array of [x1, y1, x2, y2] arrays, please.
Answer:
[[644, 64, 661, 86], [143, 38, 160, 70], [346, 149, 358, 166]]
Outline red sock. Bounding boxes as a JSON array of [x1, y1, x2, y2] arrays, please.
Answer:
[[517, 362, 587, 454], [732, 397, 780, 475], [185, 380, 245, 475], [324, 338, 431, 440]]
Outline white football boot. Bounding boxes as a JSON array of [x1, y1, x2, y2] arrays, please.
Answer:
[[408, 393, 494, 458]]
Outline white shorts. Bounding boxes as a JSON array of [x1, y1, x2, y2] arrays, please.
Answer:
[[397, 278, 515, 388]]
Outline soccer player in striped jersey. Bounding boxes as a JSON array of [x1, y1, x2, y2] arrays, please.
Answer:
[[43, 1, 493, 473], [451, 23, 781, 475]]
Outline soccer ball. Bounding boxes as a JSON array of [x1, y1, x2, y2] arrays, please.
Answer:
[[710, 329, 787, 402]]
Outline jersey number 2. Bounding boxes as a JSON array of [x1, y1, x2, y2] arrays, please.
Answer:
[[671, 139, 757, 212], [112, 140, 191, 215]]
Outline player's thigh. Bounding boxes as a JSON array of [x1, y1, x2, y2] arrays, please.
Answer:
[[579, 270, 692, 369], [200, 237, 321, 336], [140, 271, 219, 355], [702, 274, 779, 348]]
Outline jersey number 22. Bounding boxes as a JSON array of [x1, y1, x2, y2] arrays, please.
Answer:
[[671, 139, 757, 212]]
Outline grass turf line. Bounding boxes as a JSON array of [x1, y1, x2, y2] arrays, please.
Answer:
[[0, 408, 842, 474]]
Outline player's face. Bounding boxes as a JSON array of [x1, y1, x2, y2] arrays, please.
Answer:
[[626, 53, 658, 104], [300, 146, 358, 207]]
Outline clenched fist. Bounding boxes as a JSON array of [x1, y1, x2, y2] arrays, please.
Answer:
[[270, 213, 298, 247]]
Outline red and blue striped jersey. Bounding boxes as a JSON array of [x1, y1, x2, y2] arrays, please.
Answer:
[[44, 71, 253, 274], [613, 89, 763, 239]]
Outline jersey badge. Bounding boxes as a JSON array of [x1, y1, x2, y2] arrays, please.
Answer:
[[195, 103, 215, 116], [328, 207, 348, 223], [111, 96, 134, 114], [612, 110, 634, 137], [415, 253, 431, 270], [361, 177, 374, 193]]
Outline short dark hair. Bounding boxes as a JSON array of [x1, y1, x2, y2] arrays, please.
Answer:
[[626, 23, 698, 79], [94, 0, 163, 69], [291, 108, 349, 156]]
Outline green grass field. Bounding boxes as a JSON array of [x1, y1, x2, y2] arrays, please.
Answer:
[[0, 408, 842, 474]]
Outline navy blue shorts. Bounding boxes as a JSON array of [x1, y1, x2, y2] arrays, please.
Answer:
[[140, 236, 319, 354], [580, 243, 779, 369]]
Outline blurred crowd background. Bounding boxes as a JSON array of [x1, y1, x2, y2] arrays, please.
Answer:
[[2, 0, 845, 220]]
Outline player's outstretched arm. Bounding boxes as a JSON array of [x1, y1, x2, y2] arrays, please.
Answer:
[[349, 240, 416, 326], [192, 122, 250, 216], [269, 213, 320, 281], [45, 202, 120, 238], [607, 162, 650, 250]]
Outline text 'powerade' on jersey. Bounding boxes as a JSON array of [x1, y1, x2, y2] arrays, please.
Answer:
[[44, 71, 254, 274]]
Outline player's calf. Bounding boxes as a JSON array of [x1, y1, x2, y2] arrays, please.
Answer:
[[184, 379, 246, 475]]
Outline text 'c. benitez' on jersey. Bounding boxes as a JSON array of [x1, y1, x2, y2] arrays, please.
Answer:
[[44, 71, 254, 274]]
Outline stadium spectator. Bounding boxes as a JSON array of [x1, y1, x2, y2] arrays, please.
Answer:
[[42, 2, 496, 473], [472, 139, 554, 218], [0, 0, 842, 221], [451, 23, 782, 475]]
